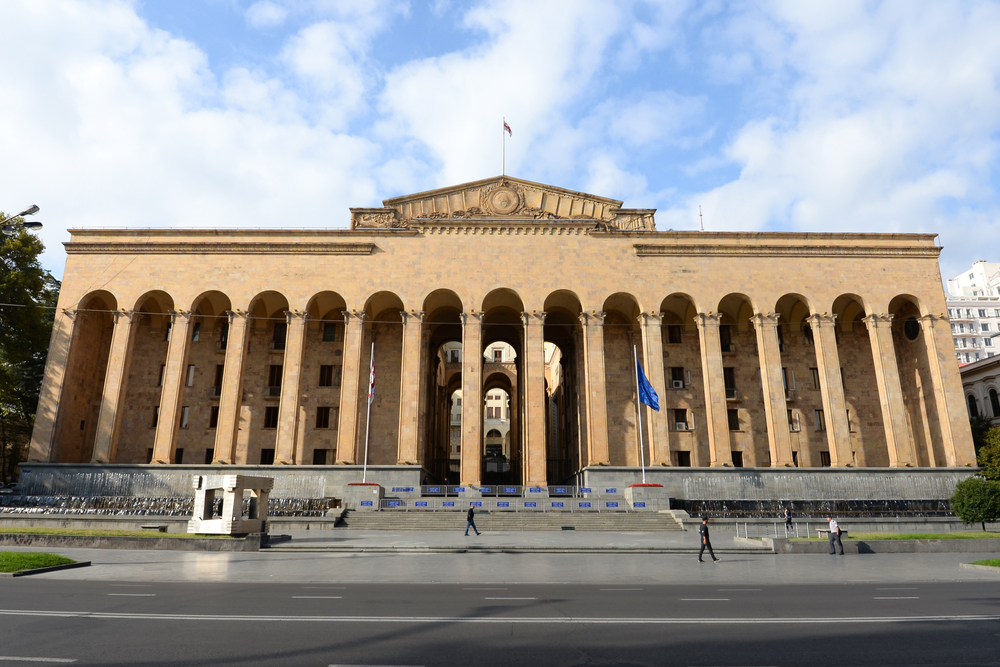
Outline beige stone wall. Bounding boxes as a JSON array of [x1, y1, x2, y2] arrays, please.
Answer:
[[115, 314, 168, 463]]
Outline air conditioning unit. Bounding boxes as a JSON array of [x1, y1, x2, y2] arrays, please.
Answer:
[[672, 380, 684, 389], [675, 422, 689, 431]]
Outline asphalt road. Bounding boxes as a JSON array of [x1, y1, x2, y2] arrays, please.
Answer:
[[2, 579, 999, 666]]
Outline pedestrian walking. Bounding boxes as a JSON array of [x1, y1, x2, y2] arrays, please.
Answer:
[[698, 516, 719, 563], [783, 506, 793, 532], [465, 503, 481, 536], [827, 516, 844, 555]]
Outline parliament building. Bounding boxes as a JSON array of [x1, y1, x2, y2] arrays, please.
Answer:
[[28, 177, 976, 488]]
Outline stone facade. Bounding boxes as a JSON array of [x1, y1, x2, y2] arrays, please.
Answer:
[[28, 176, 977, 486]]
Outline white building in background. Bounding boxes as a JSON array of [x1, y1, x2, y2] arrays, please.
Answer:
[[961, 354, 1000, 426], [946, 260, 1000, 364]]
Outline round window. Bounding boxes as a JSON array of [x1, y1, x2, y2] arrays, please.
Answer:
[[904, 316, 920, 341]]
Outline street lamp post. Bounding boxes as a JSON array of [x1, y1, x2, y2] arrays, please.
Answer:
[[1, 204, 42, 235]]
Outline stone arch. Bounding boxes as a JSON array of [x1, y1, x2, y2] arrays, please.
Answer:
[[543, 290, 583, 481], [889, 294, 941, 466], [482, 287, 523, 314], [717, 293, 756, 330], [832, 294, 867, 333], [191, 290, 232, 340], [483, 370, 516, 483], [53, 291, 119, 462], [659, 293, 705, 466], [774, 293, 812, 331], [297, 291, 348, 466], [423, 292, 465, 481], [888, 294, 925, 317], [601, 292, 644, 467], [359, 291, 405, 466], [715, 293, 766, 467]]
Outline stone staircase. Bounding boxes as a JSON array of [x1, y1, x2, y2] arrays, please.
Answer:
[[335, 509, 684, 531]]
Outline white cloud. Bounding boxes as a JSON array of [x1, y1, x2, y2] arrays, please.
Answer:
[[245, 1, 289, 29]]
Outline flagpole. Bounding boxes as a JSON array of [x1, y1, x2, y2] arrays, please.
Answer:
[[633, 344, 647, 484], [362, 340, 374, 484], [502, 116, 506, 176]]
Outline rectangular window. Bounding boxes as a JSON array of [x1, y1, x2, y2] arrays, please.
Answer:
[[214, 364, 225, 389], [776, 325, 785, 352], [180, 406, 190, 429], [268, 364, 283, 388], [723, 367, 736, 399], [959, 323, 965, 332], [788, 409, 799, 431], [667, 324, 682, 344], [719, 324, 733, 352], [456, 397, 462, 406], [676, 450, 691, 467], [191, 322, 200, 342], [263, 406, 279, 429], [820, 451, 831, 467], [669, 366, 685, 388], [493, 349, 503, 362], [316, 406, 331, 429], [810, 368, 821, 391], [209, 406, 219, 429], [673, 408, 688, 430], [450, 349, 460, 362], [151, 406, 159, 428], [260, 448, 275, 465], [727, 408, 740, 431], [185, 364, 195, 387], [815, 409, 826, 431], [983, 323, 991, 332], [319, 365, 334, 387], [204, 448, 214, 465], [312, 449, 329, 465], [987, 339, 994, 347], [323, 322, 338, 342], [980, 309, 987, 317], [273, 322, 287, 350], [731, 450, 744, 468], [158, 365, 166, 387], [174, 448, 184, 465], [220, 322, 229, 350], [165, 321, 172, 342]]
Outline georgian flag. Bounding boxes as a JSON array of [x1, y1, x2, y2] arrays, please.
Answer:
[[368, 355, 375, 405], [503, 121, 512, 136]]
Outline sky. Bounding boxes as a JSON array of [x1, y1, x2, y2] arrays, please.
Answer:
[[2, 0, 999, 283]]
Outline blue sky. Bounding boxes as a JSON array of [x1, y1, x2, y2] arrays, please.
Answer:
[[2, 0, 999, 281]]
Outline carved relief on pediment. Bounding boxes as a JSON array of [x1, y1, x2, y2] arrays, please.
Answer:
[[480, 181, 524, 216], [350, 208, 409, 229]]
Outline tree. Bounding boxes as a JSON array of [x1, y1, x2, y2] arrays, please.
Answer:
[[970, 415, 996, 455], [0, 221, 59, 483], [976, 426, 1000, 481], [950, 477, 1000, 531]]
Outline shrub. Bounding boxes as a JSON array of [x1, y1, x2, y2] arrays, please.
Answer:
[[977, 427, 1000, 481], [951, 477, 1000, 531]]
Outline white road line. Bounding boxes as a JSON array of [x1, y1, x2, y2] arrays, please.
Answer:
[[485, 597, 536, 600], [329, 664, 424, 667], [293, 597, 342, 599], [718, 589, 761, 592], [302, 587, 345, 590], [1, 609, 998, 625], [109, 585, 152, 588], [877, 587, 918, 590], [874, 597, 919, 600], [0, 658, 76, 663], [464, 588, 506, 590], [600, 588, 643, 591], [681, 599, 730, 602], [106, 594, 155, 597]]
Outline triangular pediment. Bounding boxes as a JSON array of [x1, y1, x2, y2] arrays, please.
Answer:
[[350, 176, 655, 231]]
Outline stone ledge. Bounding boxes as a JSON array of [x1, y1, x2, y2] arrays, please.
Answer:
[[0, 533, 262, 552], [761, 536, 1000, 554], [0, 561, 91, 578], [960, 563, 1000, 573]]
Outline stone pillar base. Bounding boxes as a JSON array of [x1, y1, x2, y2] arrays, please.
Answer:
[[343, 483, 384, 510], [623, 484, 667, 511]]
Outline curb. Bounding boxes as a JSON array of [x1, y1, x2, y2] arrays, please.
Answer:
[[1, 561, 91, 578], [960, 563, 1000, 573], [265, 546, 771, 554], [0, 533, 261, 552]]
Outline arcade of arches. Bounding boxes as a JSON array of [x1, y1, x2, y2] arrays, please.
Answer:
[[29, 177, 976, 484]]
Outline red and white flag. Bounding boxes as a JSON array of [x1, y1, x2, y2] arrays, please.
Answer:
[[368, 355, 375, 405], [503, 120, 512, 136]]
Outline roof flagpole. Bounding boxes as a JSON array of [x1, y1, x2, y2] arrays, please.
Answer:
[[502, 117, 506, 176]]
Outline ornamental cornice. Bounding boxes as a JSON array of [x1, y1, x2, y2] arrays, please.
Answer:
[[65, 242, 377, 255], [634, 244, 941, 258]]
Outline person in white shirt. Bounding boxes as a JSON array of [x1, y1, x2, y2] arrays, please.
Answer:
[[826, 516, 844, 555]]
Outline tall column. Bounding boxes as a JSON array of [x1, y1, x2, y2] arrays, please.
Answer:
[[91, 310, 137, 463], [335, 311, 367, 464], [150, 311, 193, 464], [573, 325, 589, 472], [397, 310, 425, 464], [522, 311, 548, 486], [920, 314, 976, 466], [863, 314, 917, 467], [579, 312, 609, 465], [275, 311, 308, 464], [29, 309, 77, 462], [752, 313, 794, 467], [695, 313, 733, 467], [809, 314, 853, 466], [638, 312, 668, 466], [460, 312, 483, 486], [213, 310, 250, 464]]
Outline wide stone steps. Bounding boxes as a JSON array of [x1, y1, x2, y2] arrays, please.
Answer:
[[335, 509, 683, 531]]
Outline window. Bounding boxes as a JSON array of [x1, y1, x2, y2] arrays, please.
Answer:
[[191, 323, 200, 342], [204, 448, 214, 465], [667, 324, 682, 344], [674, 408, 688, 430], [323, 323, 338, 342], [788, 409, 800, 431], [268, 364, 283, 389], [731, 451, 744, 468], [803, 324, 814, 346], [723, 367, 736, 399], [969, 272, 975, 280], [214, 364, 225, 390], [450, 349, 460, 362], [493, 349, 503, 362], [260, 448, 275, 465], [151, 406, 159, 428], [264, 406, 279, 428], [719, 324, 733, 352], [180, 406, 190, 429], [316, 406, 331, 429], [990, 389, 1000, 418], [158, 365, 166, 387], [985, 337, 993, 347], [810, 368, 821, 391], [165, 321, 172, 342], [968, 395, 979, 418], [319, 365, 336, 387], [983, 323, 991, 332], [727, 409, 740, 431], [456, 398, 462, 406], [980, 309, 988, 317], [273, 322, 287, 350], [791, 451, 799, 467], [846, 409, 854, 432], [776, 325, 785, 352], [959, 323, 965, 332], [313, 449, 329, 465], [675, 451, 691, 467], [820, 451, 831, 467], [814, 409, 826, 432], [209, 406, 219, 428], [220, 322, 229, 350], [174, 448, 184, 465], [669, 367, 685, 388], [186, 364, 195, 387], [904, 317, 920, 341]]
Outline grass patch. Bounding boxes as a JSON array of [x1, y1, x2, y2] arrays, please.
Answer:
[[0, 552, 75, 573], [790, 531, 1000, 542], [970, 559, 1000, 568], [0, 527, 233, 539]]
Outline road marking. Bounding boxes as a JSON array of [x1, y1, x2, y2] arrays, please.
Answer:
[[302, 587, 345, 590], [106, 594, 155, 597], [0, 658, 76, 663], [718, 589, 761, 592], [1, 609, 998, 625], [485, 597, 536, 600], [464, 588, 506, 590], [681, 599, 730, 602], [877, 587, 917, 590], [109, 584, 152, 588], [293, 597, 342, 599], [600, 588, 643, 591], [874, 597, 919, 600], [329, 664, 424, 667]]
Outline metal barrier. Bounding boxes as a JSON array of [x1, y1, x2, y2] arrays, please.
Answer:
[[415, 485, 628, 499], [738, 521, 810, 539], [378, 497, 634, 512]]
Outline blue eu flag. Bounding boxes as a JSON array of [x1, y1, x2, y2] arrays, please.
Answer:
[[636, 362, 660, 411]]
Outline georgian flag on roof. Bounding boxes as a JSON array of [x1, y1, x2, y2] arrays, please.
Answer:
[[368, 355, 375, 405], [503, 120, 512, 136]]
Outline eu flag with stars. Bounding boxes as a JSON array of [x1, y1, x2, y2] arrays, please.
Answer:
[[636, 362, 660, 411]]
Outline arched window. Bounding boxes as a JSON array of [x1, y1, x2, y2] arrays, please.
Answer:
[[968, 394, 979, 419], [486, 429, 502, 438], [991, 388, 1000, 419]]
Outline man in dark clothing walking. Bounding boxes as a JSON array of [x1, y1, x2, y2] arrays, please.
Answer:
[[698, 516, 719, 563], [465, 503, 480, 536]]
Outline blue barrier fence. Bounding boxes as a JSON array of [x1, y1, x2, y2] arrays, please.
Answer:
[[378, 497, 640, 512]]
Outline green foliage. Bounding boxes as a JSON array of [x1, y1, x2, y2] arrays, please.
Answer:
[[970, 559, 1000, 567], [977, 427, 1000, 481], [951, 477, 1000, 530], [971, 415, 997, 454], [0, 221, 59, 483], [0, 551, 75, 573]]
